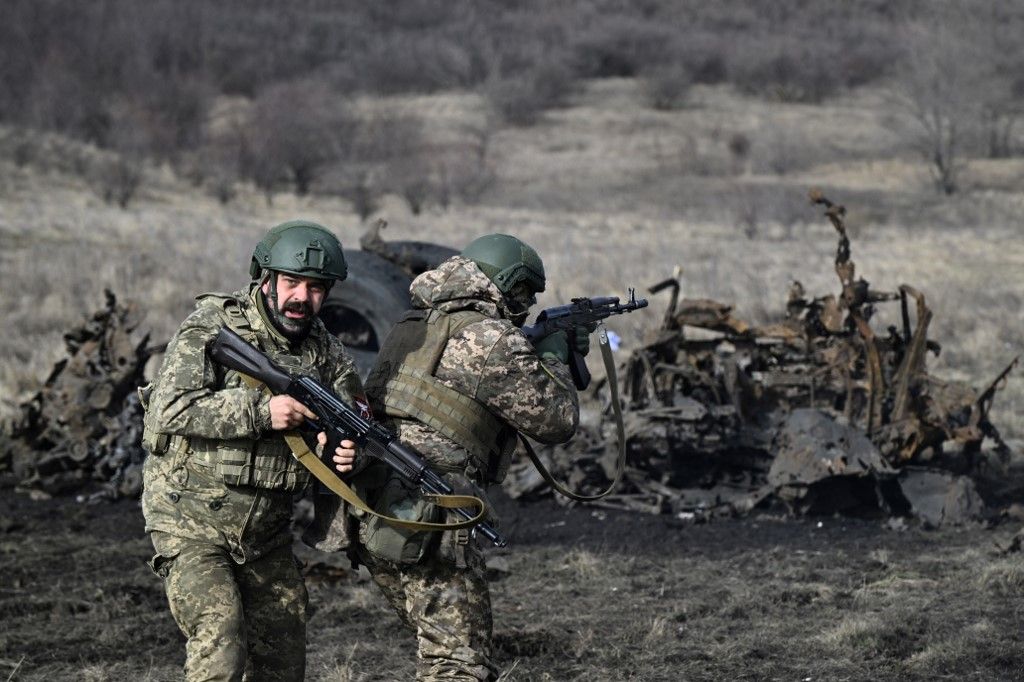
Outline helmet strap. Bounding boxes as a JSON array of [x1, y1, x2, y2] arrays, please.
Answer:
[[264, 271, 279, 307]]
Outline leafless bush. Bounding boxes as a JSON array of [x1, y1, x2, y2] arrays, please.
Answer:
[[349, 32, 483, 94], [486, 60, 575, 127], [661, 30, 730, 86], [750, 125, 808, 177], [25, 53, 110, 143], [728, 132, 751, 175], [240, 79, 352, 201], [571, 15, 676, 78], [891, 20, 989, 195], [92, 154, 143, 209], [732, 185, 810, 240], [642, 63, 693, 111], [340, 177, 382, 223], [730, 35, 836, 104], [978, 33, 1024, 158], [87, 107, 152, 208], [12, 135, 36, 168]]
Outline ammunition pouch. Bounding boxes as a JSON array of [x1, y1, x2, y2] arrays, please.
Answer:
[[359, 473, 441, 564]]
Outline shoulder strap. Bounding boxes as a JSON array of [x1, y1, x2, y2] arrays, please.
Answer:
[[236, 372, 487, 532], [521, 325, 628, 501]]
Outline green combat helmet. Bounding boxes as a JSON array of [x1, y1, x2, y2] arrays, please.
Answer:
[[461, 233, 545, 295], [250, 220, 347, 282]]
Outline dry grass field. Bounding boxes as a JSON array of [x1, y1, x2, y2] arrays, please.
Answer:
[[2, 77, 1023, 681], [2, 79, 1021, 443]]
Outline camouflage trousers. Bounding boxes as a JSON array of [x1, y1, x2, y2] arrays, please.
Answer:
[[358, 545, 496, 681], [150, 532, 308, 682]]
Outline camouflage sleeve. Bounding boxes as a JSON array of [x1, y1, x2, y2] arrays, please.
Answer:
[[148, 306, 269, 440], [324, 335, 366, 405], [442, 320, 579, 445]]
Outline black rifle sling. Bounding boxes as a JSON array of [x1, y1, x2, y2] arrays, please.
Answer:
[[519, 324, 627, 501]]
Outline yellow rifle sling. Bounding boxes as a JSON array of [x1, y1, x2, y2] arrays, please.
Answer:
[[237, 374, 488, 532]]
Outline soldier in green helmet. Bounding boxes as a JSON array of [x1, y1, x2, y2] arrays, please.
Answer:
[[323, 233, 591, 680], [141, 220, 365, 681]]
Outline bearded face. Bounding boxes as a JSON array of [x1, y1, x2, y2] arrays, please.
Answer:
[[505, 281, 537, 327], [261, 272, 329, 340]]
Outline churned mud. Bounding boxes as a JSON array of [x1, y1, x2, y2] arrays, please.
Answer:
[[3, 486, 1023, 681]]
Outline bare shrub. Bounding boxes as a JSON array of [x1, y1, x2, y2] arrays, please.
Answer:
[[730, 35, 836, 104], [25, 53, 110, 144], [341, 177, 381, 223], [353, 32, 482, 94], [88, 107, 151, 208], [240, 79, 352, 200], [486, 60, 574, 127], [571, 15, 676, 78], [642, 63, 693, 111], [12, 135, 37, 168], [728, 132, 751, 175], [750, 125, 807, 177], [978, 30, 1024, 158], [92, 154, 143, 209], [437, 157, 496, 208], [732, 185, 809, 240], [891, 19, 990, 195], [140, 75, 215, 160], [672, 31, 729, 85], [208, 174, 237, 205], [351, 112, 432, 213]]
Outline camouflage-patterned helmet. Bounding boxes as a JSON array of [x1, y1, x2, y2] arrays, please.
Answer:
[[249, 220, 347, 282], [461, 233, 546, 295]]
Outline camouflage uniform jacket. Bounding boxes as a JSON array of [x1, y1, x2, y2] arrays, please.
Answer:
[[374, 256, 579, 485], [142, 284, 363, 563]]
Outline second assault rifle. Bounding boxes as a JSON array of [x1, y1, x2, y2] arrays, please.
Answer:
[[210, 327, 507, 547], [522, 290, 648, 389]]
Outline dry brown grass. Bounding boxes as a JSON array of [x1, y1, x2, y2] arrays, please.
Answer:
[[1, 79, 1021, 449]]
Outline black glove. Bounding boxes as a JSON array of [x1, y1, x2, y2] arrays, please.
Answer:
[[571, 322, 598, 357], [534, 330, 569, 364]]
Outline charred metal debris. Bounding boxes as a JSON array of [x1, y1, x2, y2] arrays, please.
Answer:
[[1, 200, 1018, 526], [0, 291, 158, 501], [505, 191, 1018, 527]]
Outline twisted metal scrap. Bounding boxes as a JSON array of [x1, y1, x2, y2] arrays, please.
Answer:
[[1, 290, 156, 499], [507, 191, 1016, 522]]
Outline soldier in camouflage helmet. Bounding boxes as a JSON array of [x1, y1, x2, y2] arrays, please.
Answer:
[[141, 220, 364, 681], [334, 233, 589, 680]]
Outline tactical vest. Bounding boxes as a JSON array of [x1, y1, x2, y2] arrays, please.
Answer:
[[143, 291, 313, 493], [365, 308, 515, 483]]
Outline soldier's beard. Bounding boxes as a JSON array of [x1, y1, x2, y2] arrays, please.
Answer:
[[506, 301, 531, 327], [263, 293, 314, 340]]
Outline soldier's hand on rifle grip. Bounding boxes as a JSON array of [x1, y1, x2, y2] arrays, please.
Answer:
[[534, 330, 570, 364], [572, 322, 598, 357], [317, 431, 357, 473], [269, 395, 318, 430]]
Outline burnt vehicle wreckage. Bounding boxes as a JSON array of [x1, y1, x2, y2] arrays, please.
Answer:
[[2, 201, 1019, 529]]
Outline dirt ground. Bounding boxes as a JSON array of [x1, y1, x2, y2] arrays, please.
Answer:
[[2, 481, 1023, 682]]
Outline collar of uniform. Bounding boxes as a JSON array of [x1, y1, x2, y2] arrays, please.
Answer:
[[248, 283, 295, 350]]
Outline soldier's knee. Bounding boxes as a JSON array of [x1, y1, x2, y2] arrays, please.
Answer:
[[163, 544, 245, 640]]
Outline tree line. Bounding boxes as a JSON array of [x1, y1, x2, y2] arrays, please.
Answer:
[[2, 0, 1022, 207]]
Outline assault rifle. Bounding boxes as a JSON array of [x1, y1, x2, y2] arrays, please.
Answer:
[[209, 327, 507, 547], [522, 290, 648, 389]]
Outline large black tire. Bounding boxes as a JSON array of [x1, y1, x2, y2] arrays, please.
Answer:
[[378, 241, 458, 277], [320, 250, 413, 378]]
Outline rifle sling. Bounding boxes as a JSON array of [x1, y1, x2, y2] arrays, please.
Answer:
[[238, 374, 488, 532], [520, 325, 627, 501]]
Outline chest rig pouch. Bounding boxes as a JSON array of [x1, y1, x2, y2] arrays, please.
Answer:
[[365, 309, 513, 483], [146, 292, 315, 493]]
